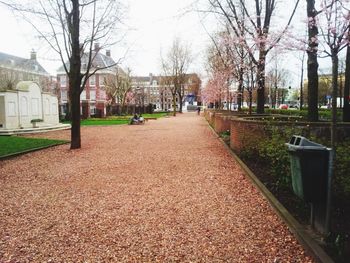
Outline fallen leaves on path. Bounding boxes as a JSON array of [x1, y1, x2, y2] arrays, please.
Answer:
[[0, 115, 314, 262]]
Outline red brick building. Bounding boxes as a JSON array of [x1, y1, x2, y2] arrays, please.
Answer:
[[57, 44, 123, 118]]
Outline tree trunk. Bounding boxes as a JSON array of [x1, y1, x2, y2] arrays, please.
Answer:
[[300, 60, 304, 110], [274, 87, 278, 109], [172, 93, 176, 116], [331, 52, 338, 151], [307, 0, 319, 122], [257, 49, 266, 114], [237, 67, 244, 111], [249, 90, 253, 115], [69, 0, 82, 149], [343, 45, 350, 122], [178, 89, 183, 113]]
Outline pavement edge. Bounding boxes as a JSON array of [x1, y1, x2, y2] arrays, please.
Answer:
[[207, 123, 334, 263], [0, 141, 70, 161]]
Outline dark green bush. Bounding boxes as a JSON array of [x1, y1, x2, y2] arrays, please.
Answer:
[[258, 129, 292, 189], [240, 123, 350, 196], [334, 140, 350, 197]]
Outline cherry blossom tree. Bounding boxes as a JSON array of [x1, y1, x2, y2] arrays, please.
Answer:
[[317, 0, 350, 149], [202, 71, 230, 108], [208, 0, 300, 114]]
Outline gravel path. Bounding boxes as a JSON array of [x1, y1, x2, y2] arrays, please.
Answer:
[[0, 113, 314, 262]]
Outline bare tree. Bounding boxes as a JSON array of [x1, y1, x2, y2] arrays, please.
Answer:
[[1, 0, 125, 149], [161, 38, 192, 116], [104, 68, 131, 116], [0, 69, 19, 90], [266, 50, 290, 108]]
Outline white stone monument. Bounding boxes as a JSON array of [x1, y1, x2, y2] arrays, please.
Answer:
[[0, 81, 59, 130]]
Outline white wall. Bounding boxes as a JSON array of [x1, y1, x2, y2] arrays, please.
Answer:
[[4, 91, 19, 129], [0, 95, 5, 128], [0, 82, 60, 129], [42, 93, 59, 125], [28, 83, 42, 120], [18, 91, 31, 127]]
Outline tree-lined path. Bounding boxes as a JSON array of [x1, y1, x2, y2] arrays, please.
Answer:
[[0, 113, 313, 262]]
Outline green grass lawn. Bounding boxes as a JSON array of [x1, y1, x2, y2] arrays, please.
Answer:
[[0, 136, 68, 158], [80, 119, 130, 125], [62, 112, 169, 125]]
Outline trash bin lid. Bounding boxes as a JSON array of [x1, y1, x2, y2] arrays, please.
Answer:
[[285, 135, 328, 151]]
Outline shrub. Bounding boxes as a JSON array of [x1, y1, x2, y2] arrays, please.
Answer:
[[334, 139, 350, 197], [30, 119, 43, 123], [258, 129, 292, 189]]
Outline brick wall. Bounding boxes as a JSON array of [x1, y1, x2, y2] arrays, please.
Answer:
[[229, 118, 350, 154], [214, 114, 232, 134]]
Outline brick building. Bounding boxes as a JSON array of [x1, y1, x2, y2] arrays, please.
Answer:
[[0, 50, 52, 92], [131, 73, 201, 111], [57, 44, 123, 118]]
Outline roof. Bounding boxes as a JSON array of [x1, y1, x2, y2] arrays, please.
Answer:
[[0, 51, 49, 76], [132, 76, 151, 83], [132, 75, 162, 84], [57, 51, 124, 74]]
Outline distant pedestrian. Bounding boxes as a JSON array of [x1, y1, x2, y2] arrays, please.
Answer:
[[197, 106, 201, 115]]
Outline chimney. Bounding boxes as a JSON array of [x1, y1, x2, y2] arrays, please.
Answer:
[[30, 49, 37, 60], [106, 50, 111, 57], [94, 43, 100, 52]]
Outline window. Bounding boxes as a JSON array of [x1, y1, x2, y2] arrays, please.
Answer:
[[99, 75, 105, 86], [60, 75, 66, 87], [81, 90, 86, 100], [99, 90, 106, 100], [90, 90, 96, 101], [90, 105, 96, 115], [61, 90, 68, 101], [61, 105, 67, 114], [89, 75, 96, 86]]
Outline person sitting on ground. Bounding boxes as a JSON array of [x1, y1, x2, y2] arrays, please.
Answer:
[[130, 114, 139, 124], [139, 114, 145, 124]]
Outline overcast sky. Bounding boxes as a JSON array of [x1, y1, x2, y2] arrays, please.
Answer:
[[0, 0, 337, 88], [0, 0, 213, 77]]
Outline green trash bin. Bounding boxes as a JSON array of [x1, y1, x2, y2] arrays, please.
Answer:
[[286, 136, 330, 203]]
